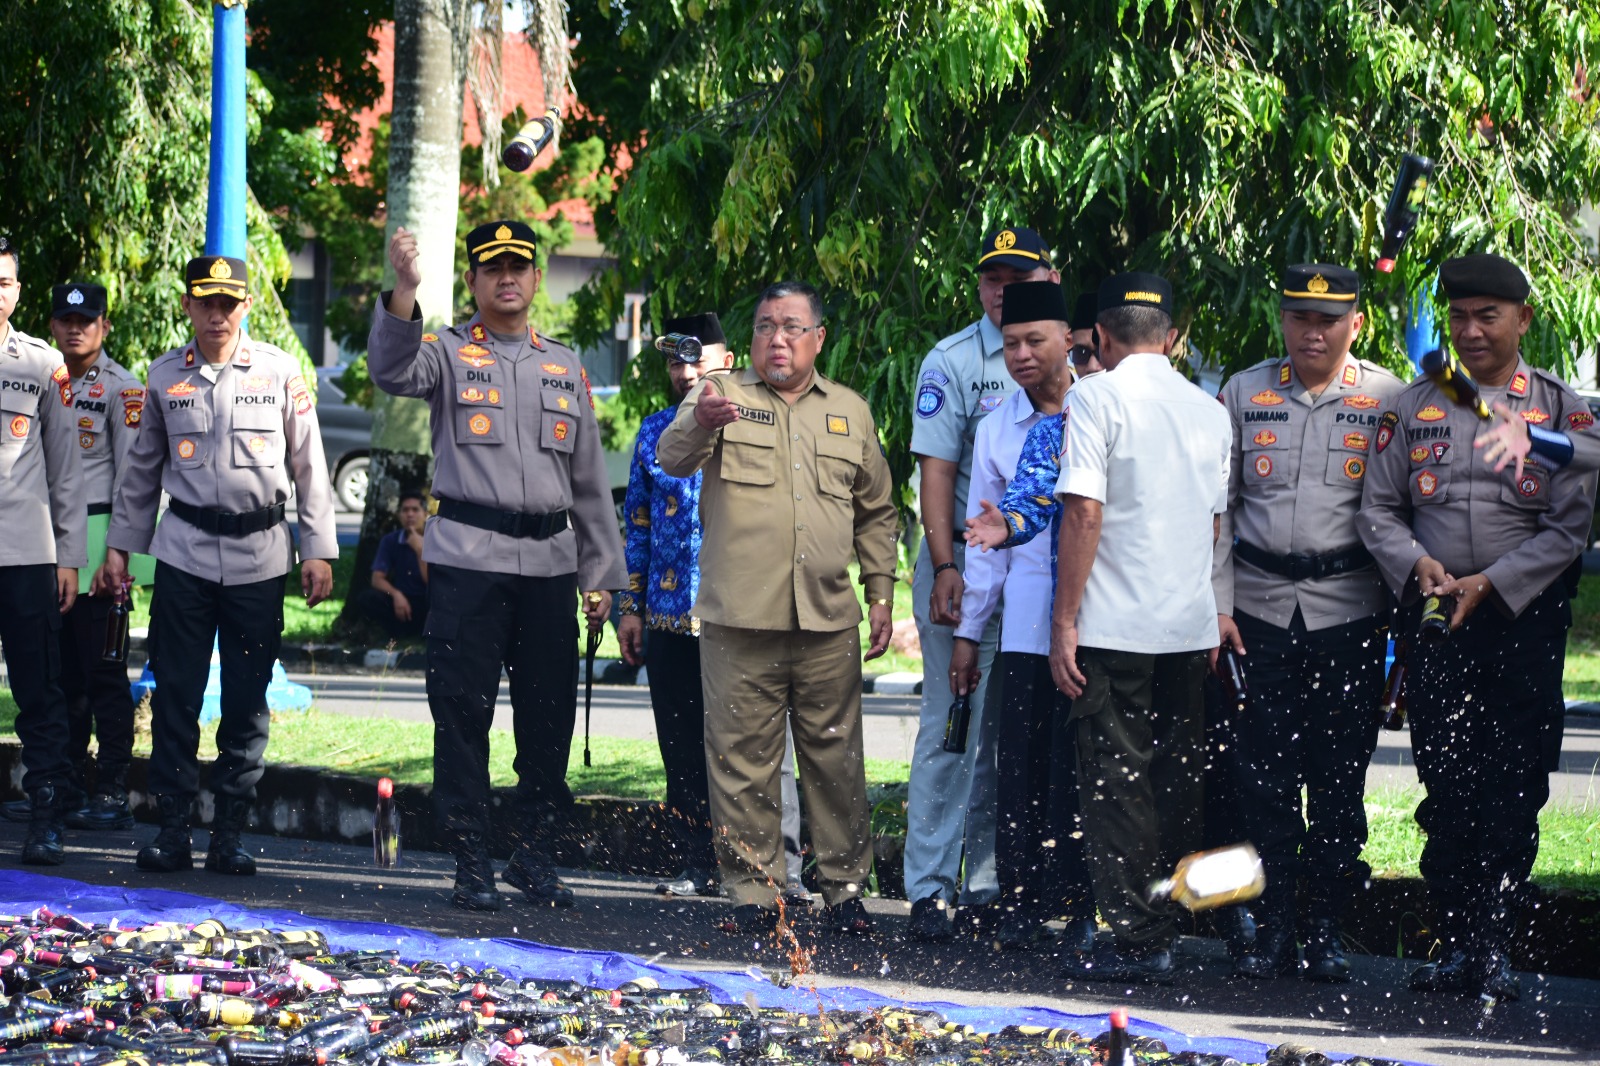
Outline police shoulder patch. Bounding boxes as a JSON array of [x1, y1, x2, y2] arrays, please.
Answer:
[[916, 385, 945, 418]]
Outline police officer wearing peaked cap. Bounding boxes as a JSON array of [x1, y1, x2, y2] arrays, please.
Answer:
[[1212, 264, 1404, 982], [104, 254, 339, 876], [904, 225, 1058, 942], [370, 220, 627, 912], [0, 235, 88, 866], [1358, 252, 1596, 1003]]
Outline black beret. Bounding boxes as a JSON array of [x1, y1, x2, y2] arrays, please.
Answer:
[[185, 256, 247, 299], [999, 281, 1070, 327], [1439, 253, 1530, 303], [662, 312, 726, 346], [465, 220, 537, 266], [977, 226, 1052, 272], [1281, 263, 1359, 316], [1070, 291, 1099, 332], [1099, 272, 1172, 317], [52, 283, 107, 318]]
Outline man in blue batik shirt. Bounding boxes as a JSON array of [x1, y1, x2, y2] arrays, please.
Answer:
[[618, 313, 811, 905]]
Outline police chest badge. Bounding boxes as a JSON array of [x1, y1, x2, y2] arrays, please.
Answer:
[[1522, 408, 1550, 425], [1416, 470, 1439, 497], [827, 415, 849, 435], [1253, 455, 1273, 478], [1252, 430, 1277, 446], [1409, 445, 1429, 464], [8, 416, 26, 439]]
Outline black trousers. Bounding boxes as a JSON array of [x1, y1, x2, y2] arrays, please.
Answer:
[[993, 651, 1093, 920], [1200, 672, 1247, 851], [1408, 582, 1568, 943], [1072, 648, 1207, 949], [424, 563, 578, 844], [146, 561, 283, 801], [1231, 609, 1386, 891], [62, 591, 135, 791], [355, 586, 428, 640], [645, 628, 716, 871], [0, 564, 72, 792]]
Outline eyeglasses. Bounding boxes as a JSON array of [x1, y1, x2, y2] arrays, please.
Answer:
[[753, 322, 821, 339], [1069, 344, 1097, 365]]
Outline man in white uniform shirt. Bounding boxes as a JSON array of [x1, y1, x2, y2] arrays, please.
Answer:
[[1052, 273, 1233, 983], [952, 280, 1095, 953]]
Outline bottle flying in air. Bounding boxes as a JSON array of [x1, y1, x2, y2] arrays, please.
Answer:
[[1147, 842, 1266, 912], [1375, 153, 1435, 273], [502, 108, 562, 172]]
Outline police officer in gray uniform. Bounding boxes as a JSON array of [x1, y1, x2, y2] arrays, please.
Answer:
[[1212, 265, 1404, 981], [0, 235, 87, 866], [104, 255, 338, 876], [904, 226, 1058, 941], [369, 221, 626, 912], [1359, 253, 1596, 1003]]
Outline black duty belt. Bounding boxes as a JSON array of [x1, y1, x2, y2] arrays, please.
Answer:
[[87, 503, 112, 517], [167, 498, 286, 536], [436, 497, 570, 540], [1233, 539, 1374, 582]]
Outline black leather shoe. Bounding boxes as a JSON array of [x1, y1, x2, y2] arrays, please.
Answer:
[[905, 896, 952, 943], [782, 880, 813, 909], [826, 896, 875, 936], [1060, 915, 1098, 956], [719, 904, 778, 936], [951, 901, 1002, 940], [21, 786, 66, 866], [136, 795, 194, 872], [1060, 941, 1175, 984], [994, 912, 1053, 951], [1475, 953, 1521, 1003], [1233, 917, 1298, 980], [66, 792, 135, 832], [503, 853, 575, 908], [1, 798, 33, 823], [450, 844, 502, 912], [656, 867, 720, 898], [1409, 950, 1471, 993], [1301, 917, 1350, 982]]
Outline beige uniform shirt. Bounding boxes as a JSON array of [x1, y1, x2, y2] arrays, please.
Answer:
[[366, 299, 626, 590], [108, 336, 338, 584], [1358, 358, 1597, 618], [1213, 355, 1405, 630], [657, 368, 898, 633], [69, 354, 144, 507], [0, 326, 86, 568]]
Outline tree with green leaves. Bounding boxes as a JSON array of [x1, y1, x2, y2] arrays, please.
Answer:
[[0, 0, 310, 377], [568, 0, 1600, 493]]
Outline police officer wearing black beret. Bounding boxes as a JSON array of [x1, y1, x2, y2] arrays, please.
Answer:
[[1359, 253, 1596, 1002]]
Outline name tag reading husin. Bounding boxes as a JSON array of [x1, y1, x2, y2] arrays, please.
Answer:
[[732, 404, 776, 426]]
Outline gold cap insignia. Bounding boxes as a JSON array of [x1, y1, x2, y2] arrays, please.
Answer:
[[994, 230, 1016, 250], [1306, 274, 1329, 294], [495, 224, 512, 241], [209, 259, 233, 280]]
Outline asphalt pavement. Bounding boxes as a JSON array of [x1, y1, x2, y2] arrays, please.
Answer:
[[0, 821, 1593, 1066]]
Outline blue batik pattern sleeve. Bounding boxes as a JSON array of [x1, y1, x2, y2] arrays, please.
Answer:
[[997, 413, 1063, 548], [618, 411, 662, 617]]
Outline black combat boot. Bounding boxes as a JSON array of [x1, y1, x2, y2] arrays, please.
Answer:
[[451, 832, 502, 911], [1233, 884, 1298, 979], [1409, 883, 1472, 993], [20, 785, 66, 865], [205, 796, 257, 875], [67, 788, 136, 831], [503, 804, 574, 908], [135, 794, 193, 872], [1302, 879, 1352, 982], [1470, 892, 1521, 1003]]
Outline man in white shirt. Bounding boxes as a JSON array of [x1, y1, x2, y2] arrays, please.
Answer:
[[952, 280, 1095, 953], [1052, 273, 1233, 982]]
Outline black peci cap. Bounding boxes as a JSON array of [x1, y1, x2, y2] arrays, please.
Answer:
[[999, 281, 1070, 326], [185, 256, 247, 299], [977, 226, 1052, 272], [1098, 272, 1172, 317], [1070, 291, 1099, 332], [1281, 263, 1360, 316], [662, 312, 726, 346], [465, 220, 538, 266], [52, 283, 108, 319], [1439, 253, 1531, 303]]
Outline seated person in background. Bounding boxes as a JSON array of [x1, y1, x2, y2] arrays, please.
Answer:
[[358, 491, 429, 639]]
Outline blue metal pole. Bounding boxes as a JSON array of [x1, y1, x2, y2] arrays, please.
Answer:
[[1406, 278, 1440, 372], [205, 0, 248, 260]]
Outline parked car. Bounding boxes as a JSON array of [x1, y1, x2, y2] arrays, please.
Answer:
[[315, 366, 372, 513]]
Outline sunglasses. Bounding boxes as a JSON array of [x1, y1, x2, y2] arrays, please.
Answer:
[[1069, 344, 1097, 365]]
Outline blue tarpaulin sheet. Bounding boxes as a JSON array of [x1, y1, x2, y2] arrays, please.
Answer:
[[0, 869, 1384, 1064]]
